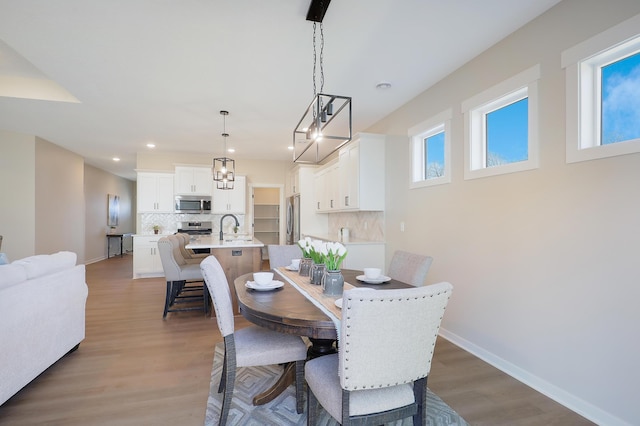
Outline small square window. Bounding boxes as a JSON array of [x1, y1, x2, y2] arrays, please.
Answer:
[[462, 65, 540, 180], [562, 14, 640, 163], [408, 108, 452, 188]]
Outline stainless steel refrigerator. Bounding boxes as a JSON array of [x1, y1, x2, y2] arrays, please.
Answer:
[[286, 195, 300, 245]]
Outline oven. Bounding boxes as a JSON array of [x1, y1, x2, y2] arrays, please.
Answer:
[[177, 221, 213, 254]]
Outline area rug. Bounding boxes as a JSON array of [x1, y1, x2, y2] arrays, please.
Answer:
[[205, 343, 468, 426]]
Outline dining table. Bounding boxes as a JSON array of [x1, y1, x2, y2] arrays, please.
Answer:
[[233, 267, 412, 405]]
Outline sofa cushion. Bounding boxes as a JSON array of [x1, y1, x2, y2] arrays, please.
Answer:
[[0, 263, 28, 290], [12, 251, 77, 280]]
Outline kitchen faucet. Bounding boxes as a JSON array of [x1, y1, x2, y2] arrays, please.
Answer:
[[219, 214, 240, 241]]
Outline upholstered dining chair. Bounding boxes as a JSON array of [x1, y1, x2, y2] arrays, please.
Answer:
[[387, 250, 434, 286], [174, 232, 208, 262], [157, 236, 208, 318], [267, 244, 303, 269], [305, 282, 453, 426], [200, 256, 308, 425]]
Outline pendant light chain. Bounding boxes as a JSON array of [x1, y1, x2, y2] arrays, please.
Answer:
[[312, 21, 325, 99], [319, 21, 324, 94]]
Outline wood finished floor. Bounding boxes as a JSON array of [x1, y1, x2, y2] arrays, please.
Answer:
[[0, 254, 594, 426]]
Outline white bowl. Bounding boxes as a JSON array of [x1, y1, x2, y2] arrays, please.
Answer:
[[363, 268, 382, 280], [253, 272, 274, 285]]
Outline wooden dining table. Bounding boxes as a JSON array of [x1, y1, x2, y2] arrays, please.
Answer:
[[233, 268, 412, 405]]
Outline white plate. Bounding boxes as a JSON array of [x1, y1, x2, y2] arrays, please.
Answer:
[[245, 280, 284, 291], [356, 274, 391, 284], [285, 265, 299, 271], [334, 298, 343, 309]]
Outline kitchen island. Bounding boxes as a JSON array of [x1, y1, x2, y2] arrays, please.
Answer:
[[187, 236, 264, 315]]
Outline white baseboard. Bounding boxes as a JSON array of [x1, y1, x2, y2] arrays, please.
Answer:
[[438, 327, 628, 426], [85, 256, 106, 265]]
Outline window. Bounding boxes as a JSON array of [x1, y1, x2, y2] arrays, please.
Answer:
[[462, 65, 540, 180], [562, 13, 640, 163], [408, 108, 452, 188]]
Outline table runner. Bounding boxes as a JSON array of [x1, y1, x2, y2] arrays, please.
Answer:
[[275, 267, 356, 341]]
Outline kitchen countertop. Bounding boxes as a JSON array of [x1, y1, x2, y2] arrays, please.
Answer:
[[186, 235, 264, 249], [303, 234, 385, 245]]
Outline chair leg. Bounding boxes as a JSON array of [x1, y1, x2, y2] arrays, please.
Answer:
[[203, 284, 210, 315], [163, 281, 172, 318], [295, 359, 305, 414], [413, 377, 427, 426], [219, 336, 236, 426], [307, 386, 319, 426], [218, 350, 227, 394]]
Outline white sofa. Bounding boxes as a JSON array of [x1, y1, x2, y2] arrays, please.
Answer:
[[0, 251, 88, 405]]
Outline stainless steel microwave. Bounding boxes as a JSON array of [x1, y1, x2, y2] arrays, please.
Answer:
[[174, 195, 211, 214]]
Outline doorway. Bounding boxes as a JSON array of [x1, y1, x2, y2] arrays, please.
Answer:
[[250, 184, 285, 261]]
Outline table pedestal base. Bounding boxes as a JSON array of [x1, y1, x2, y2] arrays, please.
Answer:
[[252, 338, 336, 406]]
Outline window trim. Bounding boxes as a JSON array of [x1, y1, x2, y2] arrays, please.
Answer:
[[462, 64, 540, 180], [562, 13, 640, 163], [408, 108, 452, 189]]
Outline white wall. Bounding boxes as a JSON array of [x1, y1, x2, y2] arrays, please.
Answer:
[[34, 138, 85, 259], [369, 0, 640, 424], [136, 150, 290, 186], [0, 130, 36, 260]]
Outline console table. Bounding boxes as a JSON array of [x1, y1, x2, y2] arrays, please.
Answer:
[[106, 233, 130, 258]]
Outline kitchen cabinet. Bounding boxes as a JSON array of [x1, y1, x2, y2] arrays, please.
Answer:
[[174, 166, 212, 195], [314, 133, 386, 213], [314, 160, 339, 212], [337, 133, 386, 211], [287, 165, 327, 237], [133, 235, 163, 278], [286, 164, 316, 196], [213, 175, 246, 213], [137, 172, 174, 213]]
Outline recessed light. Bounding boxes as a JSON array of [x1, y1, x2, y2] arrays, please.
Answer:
[[288, 146, 294, 151], [375, 81, 392, 90], [227, 148, 235, 153], [146, 143, 156, 148], [112, 157, 120, 162]]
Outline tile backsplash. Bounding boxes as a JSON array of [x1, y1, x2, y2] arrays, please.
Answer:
[[328, 211, 384, 242], [139, 213, 246, 235]]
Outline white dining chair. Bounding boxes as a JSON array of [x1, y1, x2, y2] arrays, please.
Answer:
[[387, 250, 434, 286], [200, 255, 308, 425], [305, 282, 453, 425], [267, 244, 303, 269]]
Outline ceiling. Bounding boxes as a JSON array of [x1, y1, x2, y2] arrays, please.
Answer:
[[0, 0, 561, 180]]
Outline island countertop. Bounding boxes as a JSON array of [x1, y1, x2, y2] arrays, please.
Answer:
[[186, 235, 264, 249]]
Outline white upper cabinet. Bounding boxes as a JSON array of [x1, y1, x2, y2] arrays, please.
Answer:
[[314, 160, 339, 213], [286, 167, 302, 196], [137, 172, 174, 213], [174, 166, 213, 195], [213, 175, 246, 214], [315, 133, 386, 213]]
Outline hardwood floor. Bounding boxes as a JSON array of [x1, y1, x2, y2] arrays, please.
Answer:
[[0, 255, 593, 425]]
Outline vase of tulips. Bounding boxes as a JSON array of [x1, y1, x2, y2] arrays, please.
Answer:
[[321, 241, 347, 295], [297, 237, 313, 277]]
